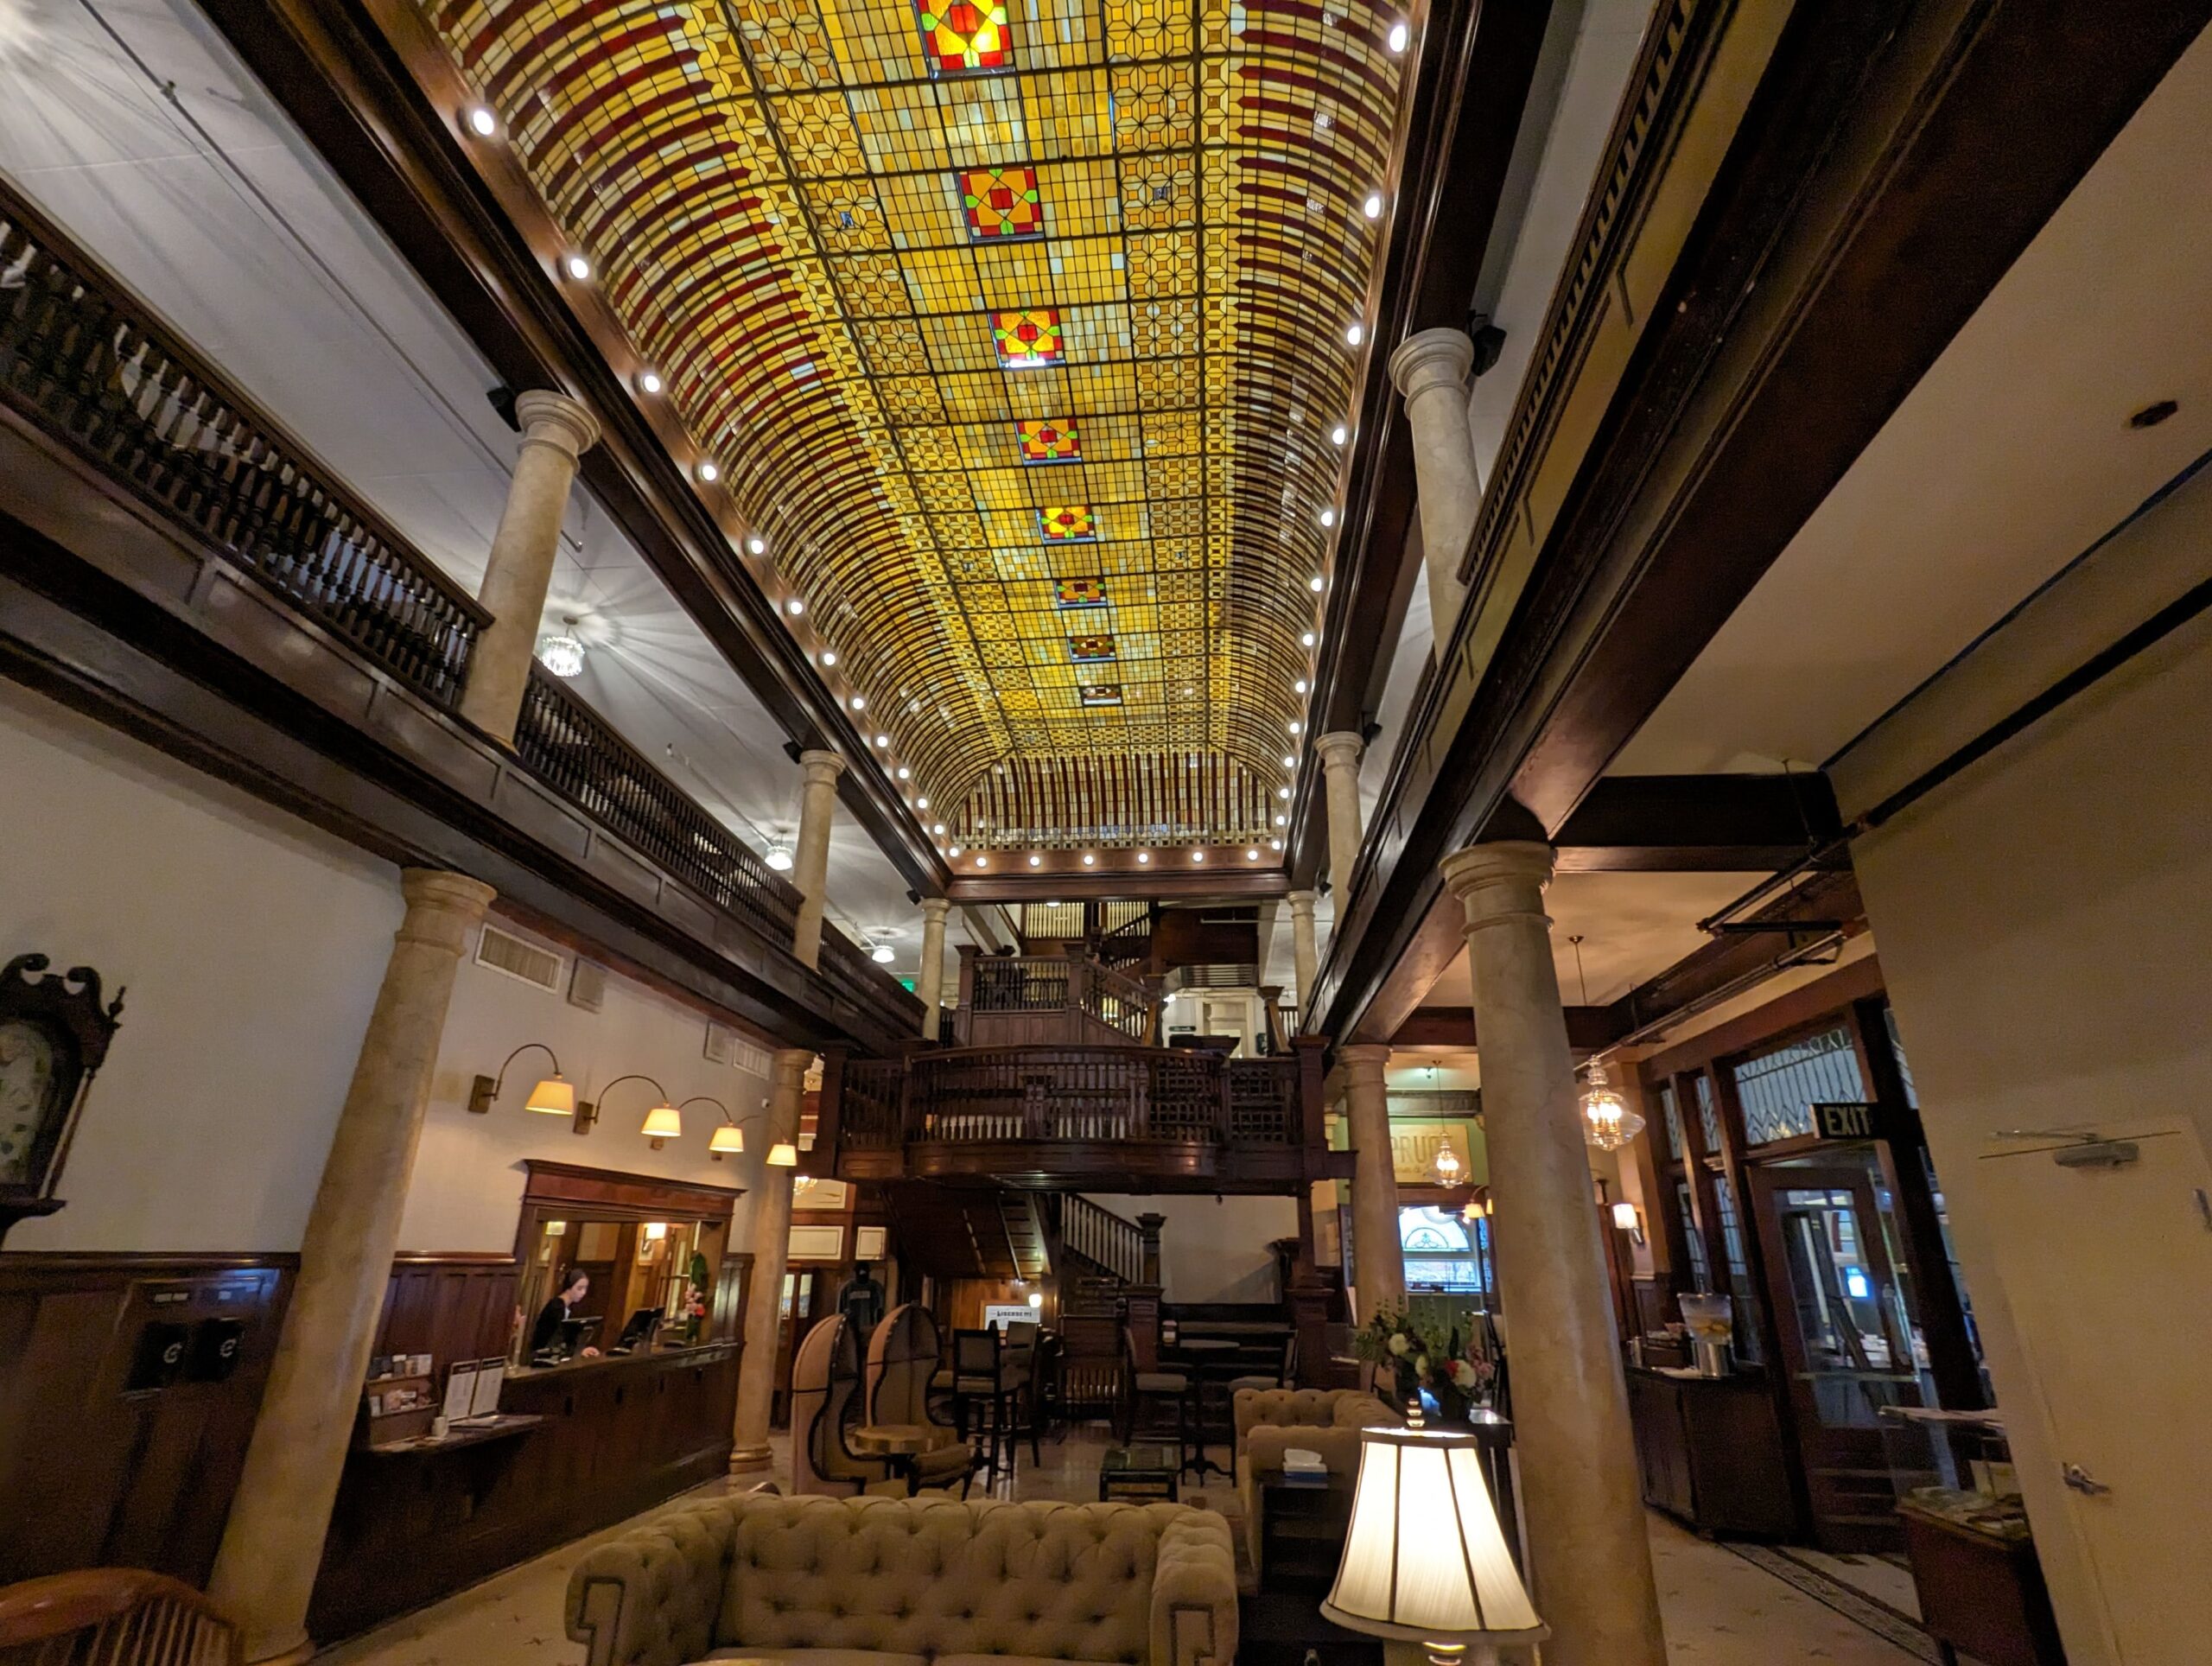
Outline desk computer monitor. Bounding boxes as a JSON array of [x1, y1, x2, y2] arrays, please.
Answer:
[[556, 1314, 601, 1358], [611, 1308, 664, 1353]]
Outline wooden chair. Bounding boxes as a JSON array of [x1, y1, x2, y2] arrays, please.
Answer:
[[0, 1567, 243, 1665], [1057, 1314, 1124, 1423], [1118, 1322, 1193, 1469], [949, 1327, 1025, 1480], [1228, 1333, 1298, 1396]]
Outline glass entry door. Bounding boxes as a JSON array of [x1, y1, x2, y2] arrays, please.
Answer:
[[1749, 1154, 1927, 1549]]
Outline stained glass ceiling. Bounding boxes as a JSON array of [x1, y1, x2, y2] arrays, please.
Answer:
[[423, 0, 1414, 853]]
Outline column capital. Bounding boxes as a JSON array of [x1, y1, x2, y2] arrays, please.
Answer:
[[395, 869, 496, 951], [798, 747, 846, 786], [1439, 840, 1556, 918], [1314, 729, 1363, 770], [1287, 888, 1317, 915], [770, 1046, 815, 1083], [920, 896, 952, 923], [1335, 1041, 1392, 1078], [513, 389, 601, 461], [1388, 327, 1476, 403]]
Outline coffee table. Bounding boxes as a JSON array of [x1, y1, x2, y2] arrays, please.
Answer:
[[1098, 1441, 1181, 1504], [852, 1422, 939, 1494]]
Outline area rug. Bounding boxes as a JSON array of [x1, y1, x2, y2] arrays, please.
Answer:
[[1723, 1542, 1943, 1662]]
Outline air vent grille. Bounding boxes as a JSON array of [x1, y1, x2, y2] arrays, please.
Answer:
[[476, 924, 563, 992], [569, 959, 607, 1012]]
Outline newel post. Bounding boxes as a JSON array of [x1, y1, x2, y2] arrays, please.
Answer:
[[807, 1046, 847, 1175], [1136, 1211, 1166, 1288]]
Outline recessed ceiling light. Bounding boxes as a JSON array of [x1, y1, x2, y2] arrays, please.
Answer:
[[786, 598, 804, 615], [696, 459, 720, 483], [874, 734, 889, 747], [1330, 423, 1348, 446], [896, 766, 910, 779], [917, 796, 929, 809], [976, 855, 988, 868], [933, 822, 946, 835], [1345, 321, 1364, 347], [1137, 850, 1151, 864], [1246, 849, 1260, 861], [1029, 854, 1042, 868], [465, 104, 499, 138], [1281, 754, 1296, 768], [1082, 853, 1096, 865], [950, 843, 963, 856], [1287, 720, 1303, 734], [1387, 18, 1411, 54], [820, 650, 837, 666], [638, 369, 664, 394], [563, 252, 592, 281], [1192, 850, 1206, 863], [1279, 786, 1292, 799], [1363, 193, 1384, 219], [1294, 678, 1308, 694], [850, 696, 866, 710], [747, 535, 767, 556], [1275, 813, 1288, 826], [1270, 838, 1283, 850], [1309, 574, 1325, 591], [1301, 631, 1317, 647], [1319, 508, 1336, 529]]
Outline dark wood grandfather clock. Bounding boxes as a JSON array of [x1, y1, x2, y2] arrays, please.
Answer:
[[0, 953, 125, 1247]]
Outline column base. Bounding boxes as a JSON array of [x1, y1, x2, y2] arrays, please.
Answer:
[[728, 1442, 773, 1474]]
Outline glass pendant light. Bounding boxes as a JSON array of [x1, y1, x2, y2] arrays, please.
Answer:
[[1567, 934, 1645, 1151]]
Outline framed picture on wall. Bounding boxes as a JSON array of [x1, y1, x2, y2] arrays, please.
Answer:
[[788, 1224, 845, 1262], [855, 1225, 887, 1261]]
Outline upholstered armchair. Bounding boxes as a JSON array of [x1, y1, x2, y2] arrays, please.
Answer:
[[1231, 1388, 1401, 1577], [566, 1491, 1239, 1666]]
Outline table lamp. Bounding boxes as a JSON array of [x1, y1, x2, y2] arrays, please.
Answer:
[[1322, 1419, 1546, 1666]]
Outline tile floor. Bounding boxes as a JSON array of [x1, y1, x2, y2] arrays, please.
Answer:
[[310, 1428, 1947, 1666]]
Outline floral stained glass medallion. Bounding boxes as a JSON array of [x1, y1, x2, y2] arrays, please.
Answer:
[[1078, 684, 1123, 707], [1039, 506, 1096, 542], [959, 167, 1044, 240], [1055, 577, 1107, 609], [1018, 418, 1080, 463], [1067, 633, 1116, 662], [914, 0, 1010, 75], [992, 309, 1063, 368]]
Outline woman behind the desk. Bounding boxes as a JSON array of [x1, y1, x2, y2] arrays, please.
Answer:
[[531, 1269, 595, 1357]]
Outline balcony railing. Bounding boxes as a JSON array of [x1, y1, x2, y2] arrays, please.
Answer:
[[961, 953, 1157, 1045], [515, 667, 800, 939], [0, 180, 487, 708]]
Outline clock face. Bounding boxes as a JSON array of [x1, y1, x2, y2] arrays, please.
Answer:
[[0, 1019, 59, 1186]]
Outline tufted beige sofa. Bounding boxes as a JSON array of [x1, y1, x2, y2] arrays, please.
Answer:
[[1230, 1389, 1400, 1577], [566, 1491, 1238, 1666]]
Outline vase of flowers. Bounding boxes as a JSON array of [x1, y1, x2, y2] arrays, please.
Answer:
[[1351, 1307, 1496, 1424]]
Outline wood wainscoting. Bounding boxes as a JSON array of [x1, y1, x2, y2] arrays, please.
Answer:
[[0, 1251, 296, 1587], [306, 1250, 741, 1644]]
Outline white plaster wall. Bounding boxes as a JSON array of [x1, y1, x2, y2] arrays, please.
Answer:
[[403, 914, 773, 1252], [0, 682, 400, 1253], [1084, 1194, 1299, 1305], [1853, 607, 2212, 1665]]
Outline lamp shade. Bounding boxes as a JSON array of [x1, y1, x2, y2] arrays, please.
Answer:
[[1323, 1423, 1545, 1651], [639, 1102, 683, 1139], [524, 1074, 575, 1116], [766, 1141, 798, 1167], [709, 1122, 745, 1154]]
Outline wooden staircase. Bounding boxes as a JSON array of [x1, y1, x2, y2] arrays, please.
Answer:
[[882, 1182, 1049, 1281], [1045, 1194, 1155, 1317]]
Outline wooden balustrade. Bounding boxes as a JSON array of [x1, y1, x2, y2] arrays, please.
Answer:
[[957, 953, 1157, 1046], [0, 180, 486, 709], [0, 1569, 242, 1665]]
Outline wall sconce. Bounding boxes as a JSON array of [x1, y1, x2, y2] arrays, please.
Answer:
[[1611, 1200, 1645, 1245], [698, 1103, 797, 1167], [598, 1074, 682, 1148], [468, 1044, 577, 1122]]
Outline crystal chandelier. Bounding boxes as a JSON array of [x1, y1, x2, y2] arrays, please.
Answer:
[[535, 619, 586, 678], [1580, 1058, 1645, 1153]]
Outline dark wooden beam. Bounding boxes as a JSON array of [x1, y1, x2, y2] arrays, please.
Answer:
[[1315, 0, 2210, 1040], [1551, 773, 1843, 872], [200, 0, 947, 898], [1389, 1005, 1625, 1052], [946, 869, 1288, 906], [1288, 0, 1554, 889]]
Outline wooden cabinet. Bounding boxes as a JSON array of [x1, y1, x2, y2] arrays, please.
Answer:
[[1898, 1503, 2065, 1666], [1627, 1367, 1796, 1537]]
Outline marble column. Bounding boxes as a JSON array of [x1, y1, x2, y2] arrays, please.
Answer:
[[917, 897, 951, 1040], [729, 1046, 812, 1473], [791, 748, 845, 970], [1387, 327, 1480, 645], [1287, 889, 1319, 1017], [1315, 731, 1365, 905], [1336, 1043, 1404, 1325], [1440, 842, 1666, 1666], [209, 869, 495, 1663], [458, 391, 601, 745]]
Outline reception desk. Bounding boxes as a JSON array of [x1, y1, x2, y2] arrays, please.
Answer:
[[310, 1340, 741, 1640]]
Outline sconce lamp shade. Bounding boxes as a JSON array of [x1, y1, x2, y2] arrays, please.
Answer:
[[1611, 1201, 1640, 1232], [709, 1122, 745, 1154], [766, 1141, 799, 1167], [1323, 1423, 1545, 1658], [524, 1074, 575, 1116], [639, 1102, 683, 1140]]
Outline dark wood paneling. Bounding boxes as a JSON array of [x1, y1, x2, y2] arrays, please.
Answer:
[[308, 1342, 739, 1643], [376, 1254, 518, 1369], [0, 1252, 296, 1587], [1627, 1366, 1796, 1538]]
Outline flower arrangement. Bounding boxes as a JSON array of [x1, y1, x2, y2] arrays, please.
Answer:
[[1352, 1307, 1496, 1423]]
